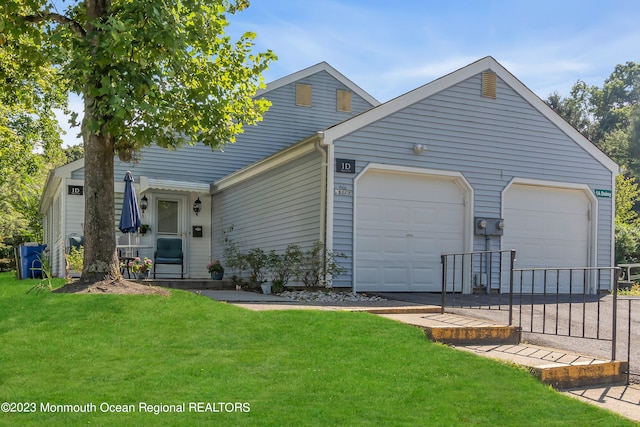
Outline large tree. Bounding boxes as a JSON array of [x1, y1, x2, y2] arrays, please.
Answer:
[[546, 61, 640, 180], [547, 61, 640, 263], [1, 0, 275, 282], [0, 36, 66, 262]]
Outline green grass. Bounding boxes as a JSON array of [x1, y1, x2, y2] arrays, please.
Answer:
[[0, 272, 635, 426]]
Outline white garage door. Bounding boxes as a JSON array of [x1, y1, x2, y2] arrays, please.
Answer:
[[503, 184, 591, 292], [355, 170, 466, 292]]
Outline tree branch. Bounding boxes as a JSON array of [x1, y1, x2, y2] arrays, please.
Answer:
[[24, 12, 86, 38]]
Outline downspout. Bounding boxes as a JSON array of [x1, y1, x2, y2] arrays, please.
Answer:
[[315, 131, 329, 283]]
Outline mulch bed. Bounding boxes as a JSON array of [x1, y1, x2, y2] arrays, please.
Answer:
[[53, 278, 170, 296]]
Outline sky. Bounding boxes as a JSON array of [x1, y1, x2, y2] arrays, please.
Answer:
[[57, 0, 640, 146]]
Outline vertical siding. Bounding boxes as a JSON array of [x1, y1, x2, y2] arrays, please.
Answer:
[[332, 73, 613, 287], [212, 152, 323, 266]]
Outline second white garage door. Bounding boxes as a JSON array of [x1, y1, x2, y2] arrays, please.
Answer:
[[503, 184, 591, 268], [502, 183, 592, 293], [355, 169, 467, 292]]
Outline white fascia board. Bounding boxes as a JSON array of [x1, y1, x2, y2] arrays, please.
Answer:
[[212, 134, 321, 193], [322, 56, 619, 174], [38, 158, 86, 214], [255, 62, 380, 107]]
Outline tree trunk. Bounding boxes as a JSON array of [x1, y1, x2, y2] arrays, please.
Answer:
[[81, 128, 121, 282], [80, 0, 121, 283]]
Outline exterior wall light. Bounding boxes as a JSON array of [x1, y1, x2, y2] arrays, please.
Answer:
[[193, 197, 202, 215], [140, 195, 148, 213], [413, 144, 426, 154]]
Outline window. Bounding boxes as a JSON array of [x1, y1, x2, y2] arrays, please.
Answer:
[[157, 200, 178, 234], [337, 89, 352, 112], [296, 83, 312, 107]]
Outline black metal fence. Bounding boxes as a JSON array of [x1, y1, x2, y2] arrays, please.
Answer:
[[441, 251, 638, 382], [440, 250, 516, 319], [617, 297, 639, 382], [512, 267, 620, 357]]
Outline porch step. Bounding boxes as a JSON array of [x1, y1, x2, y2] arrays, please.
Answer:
[[375, 312, 627, 388], [144, 279, 234, 290], [378, 312, 521, 345], [456, 343, 629, 388]]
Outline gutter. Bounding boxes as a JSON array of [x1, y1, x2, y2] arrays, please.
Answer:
[[315, 131, 329, 247], [316, 130, 337, 286]]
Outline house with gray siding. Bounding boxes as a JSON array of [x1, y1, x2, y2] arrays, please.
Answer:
[[39, 62, 378, 279], [41, 57, 618, 293]]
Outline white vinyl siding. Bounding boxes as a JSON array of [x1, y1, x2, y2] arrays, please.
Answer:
[[212, 152, 323, 261]]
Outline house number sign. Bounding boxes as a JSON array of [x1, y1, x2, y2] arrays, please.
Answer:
[[334, 186, 353, 196], [335, 158, 355, 174], [68, 185, 84, 195]]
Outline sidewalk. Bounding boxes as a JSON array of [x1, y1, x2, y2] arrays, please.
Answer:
[[193, 290, 640, 423]]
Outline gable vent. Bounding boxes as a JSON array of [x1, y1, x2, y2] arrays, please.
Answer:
[[482, 71, 497, 99]]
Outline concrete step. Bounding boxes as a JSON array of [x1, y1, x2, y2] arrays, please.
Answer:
[[378, 312, 521, 345], [375, 312, 627, 388], [142, 279, 234, 290], [456, 343, 628, 388]]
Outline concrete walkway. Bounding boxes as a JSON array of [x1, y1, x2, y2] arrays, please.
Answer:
[[192, 290, 640, 423]]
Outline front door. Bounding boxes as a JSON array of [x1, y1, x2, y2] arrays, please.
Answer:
[[155, 195, 187, 277]]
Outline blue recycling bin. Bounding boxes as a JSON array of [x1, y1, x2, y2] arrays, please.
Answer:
[[19, 244, 47, 279]]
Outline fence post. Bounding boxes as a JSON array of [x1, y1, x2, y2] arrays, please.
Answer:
[[612, 268, 619, 361], [509, 250, 515, 326], [441, 255, 446, 314]]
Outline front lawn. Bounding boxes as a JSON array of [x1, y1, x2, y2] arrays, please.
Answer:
[[0, 272, 634, 426]]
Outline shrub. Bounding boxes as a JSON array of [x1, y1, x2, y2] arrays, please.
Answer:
[[615, 222, 640, 264], [245, 248, 268, 289], [295, 241, 346, 289], [222, 226, 247, 287], [66, 246, 84, 273], [268, 244, 302, 293]]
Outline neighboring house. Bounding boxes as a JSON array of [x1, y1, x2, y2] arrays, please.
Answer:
[[40, 57, 619, 293]]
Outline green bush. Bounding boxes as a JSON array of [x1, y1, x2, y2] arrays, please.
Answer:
[[295, 241, 346, 289], [245, 248, 268, 289], [66, 246, 84, 272], [221, 226, 247, 287], [268, 244, 302, 293], [615, 222, 640, 264]]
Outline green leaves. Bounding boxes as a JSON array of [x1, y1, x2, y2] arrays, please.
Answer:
[[2, 0, 275, 279], [3, 0, 275, 157]]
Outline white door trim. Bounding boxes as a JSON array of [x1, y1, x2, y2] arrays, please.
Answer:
[[352, 163, 474, 292], [153, 192, 189, 278]]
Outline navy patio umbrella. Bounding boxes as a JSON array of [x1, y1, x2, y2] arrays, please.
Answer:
[[119, 171, 142, 235]]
